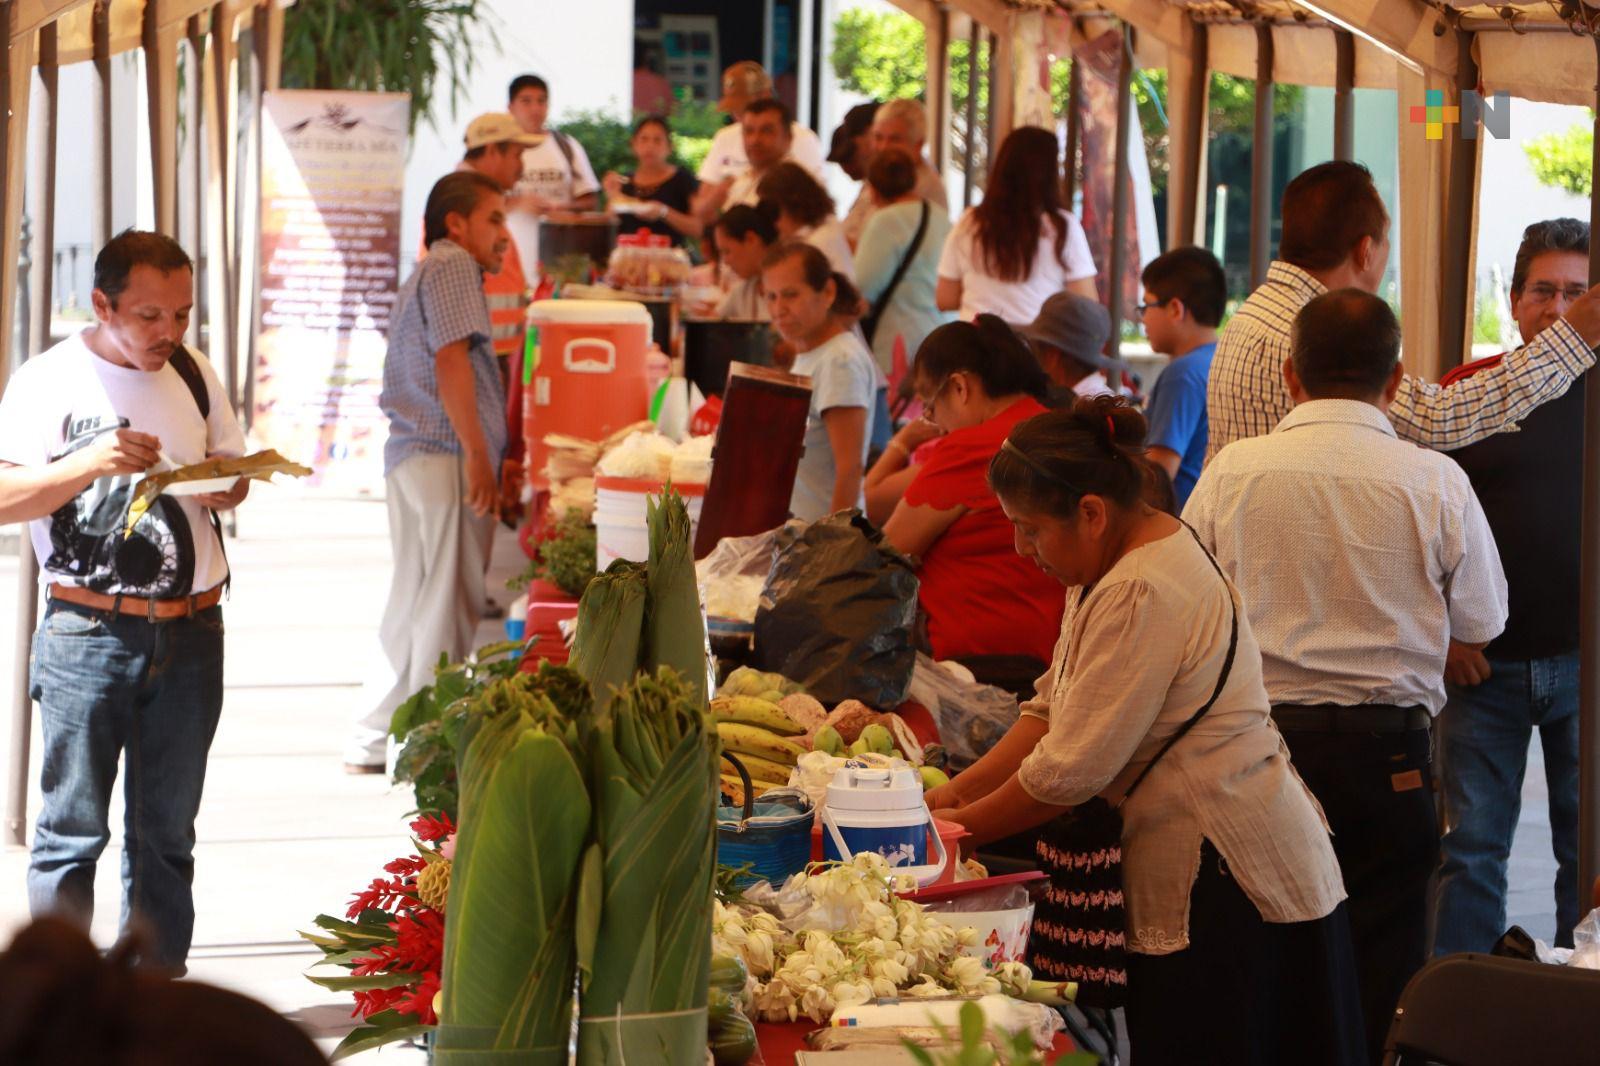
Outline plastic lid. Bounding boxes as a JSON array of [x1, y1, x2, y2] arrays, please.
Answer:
[[528, 299, 653, 325], [825, 763, 925, 811]]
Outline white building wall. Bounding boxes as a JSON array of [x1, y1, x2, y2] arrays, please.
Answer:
[[399, 0, 634, 269]]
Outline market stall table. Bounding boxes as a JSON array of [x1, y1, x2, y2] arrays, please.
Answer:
[[754, 1020, 1079, 1062]]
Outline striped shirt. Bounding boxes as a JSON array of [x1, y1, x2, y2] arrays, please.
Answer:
[[1206, 260, 1596, 460], [381, 239, 509, 476]]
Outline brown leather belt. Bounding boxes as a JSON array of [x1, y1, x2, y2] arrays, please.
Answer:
[[47, 583, 223, 621], [1271, 704, 1431, 734]]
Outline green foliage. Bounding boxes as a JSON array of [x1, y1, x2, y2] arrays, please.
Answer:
[[1474, 291, 1506, 345], [510, 509, 598, 598], [280, 0, 485, 137], [554, 104, 723, 187], [903, 1001, 1100, 1066], [1525, 120, 1593, 198], [831, 8, 929, 102], [389, 638, 535, 818]]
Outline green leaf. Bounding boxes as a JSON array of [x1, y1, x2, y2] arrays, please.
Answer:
[[958, 1001, 986, 1050], [307, 970, 419, 992], [329, 1011, 434, 1062]]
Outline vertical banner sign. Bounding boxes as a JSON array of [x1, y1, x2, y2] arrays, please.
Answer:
[[1072, 30, 1157, 327], [255, 90, 409, 491]]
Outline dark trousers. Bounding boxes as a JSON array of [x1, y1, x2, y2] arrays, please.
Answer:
[[1278, 724, 1439, 1065], [1124, 841, 1366, 1066]]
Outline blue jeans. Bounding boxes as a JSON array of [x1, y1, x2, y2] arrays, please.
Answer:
[[1433, 653, 1580, 954], [27, 600, 226, 969]]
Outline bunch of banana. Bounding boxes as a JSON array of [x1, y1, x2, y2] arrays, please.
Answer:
[[713, 693, 810, 795]]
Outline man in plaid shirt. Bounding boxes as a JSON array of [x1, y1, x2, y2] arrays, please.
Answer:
[[1207, 161, 1600, 460], [348, 171, 515, 771]]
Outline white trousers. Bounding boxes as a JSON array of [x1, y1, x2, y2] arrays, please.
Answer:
[[360, 452, 494, 734]]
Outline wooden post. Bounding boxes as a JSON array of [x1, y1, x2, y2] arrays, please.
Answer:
[[963, 18, 980, 207], [185, 15, 203, 347], [143, 0, 181, 236], [1575, 35, 1600, 914], [990, 22, 1014, 137], [926, 7, 951, 173], [91, 0, 111, 249], [984, 30, 1000, 156], [1437, 29, 1479, 372], [2, 19, 40, 850], [1249, 22, 1274, 289], [1063, 59, 1081, 209], [1107, 25, 1134, 362], [1333, 29, 1355, 162], [1170, 21, 1209, 249], [30, 23, 58, 358], [205, 2, 238, 409]]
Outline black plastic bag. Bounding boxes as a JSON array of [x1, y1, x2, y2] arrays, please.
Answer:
[[752, 511, 919, 707]]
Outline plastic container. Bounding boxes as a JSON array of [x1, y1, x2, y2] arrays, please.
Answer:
[[523, 300, 654, 489], [716, 753, 814, 889], [593, 476, 705, 570], [818, 763, 950, 888], [908, 872, 1044, 969], [504, 596, 528, 642]]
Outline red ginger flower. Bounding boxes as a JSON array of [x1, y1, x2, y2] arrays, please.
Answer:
[[394, 970, 442, 1025], [409, 812, 456, 842]]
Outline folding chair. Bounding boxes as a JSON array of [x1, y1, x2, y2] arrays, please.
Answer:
[[1381, 952, 1600, 1065]]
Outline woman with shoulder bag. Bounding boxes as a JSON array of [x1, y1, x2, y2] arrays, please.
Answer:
[[855, 148, 952, 377], [924, 396, 1364, 1066]]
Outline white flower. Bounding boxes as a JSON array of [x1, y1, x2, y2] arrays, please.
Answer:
[[993, 960, 1032, 996], [947, 955, 990, 993]]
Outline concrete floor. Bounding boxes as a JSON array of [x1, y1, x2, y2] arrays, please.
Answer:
[[0, 492, 1576, 1061], [0, 493, 525, 1061]]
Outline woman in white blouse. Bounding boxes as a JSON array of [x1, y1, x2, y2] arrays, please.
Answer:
[[756, 162, 855, 281], [925, 396, 1363, 1066], [935, 126, 1097, 324]]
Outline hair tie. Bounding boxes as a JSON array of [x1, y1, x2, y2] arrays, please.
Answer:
[[1105, 415, 1117, 443]]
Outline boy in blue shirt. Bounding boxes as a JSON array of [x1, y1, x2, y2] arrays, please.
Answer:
[[1139, 247, 1226, 507]]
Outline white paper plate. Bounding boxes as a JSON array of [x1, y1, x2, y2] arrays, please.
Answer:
[[163, 475, 240, 496]]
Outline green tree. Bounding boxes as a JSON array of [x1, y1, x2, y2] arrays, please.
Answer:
[[831, 8, 928, 102], [1524, 120, 1592, 198], [281, 0, 485, 137]]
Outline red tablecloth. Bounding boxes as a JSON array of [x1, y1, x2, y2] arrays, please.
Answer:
[[754, 1020, 1076, 1063]]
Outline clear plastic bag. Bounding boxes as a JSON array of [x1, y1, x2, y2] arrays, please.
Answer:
[[916, 883, 1033, 915], [695, 528, 778, 623], [904, 654, 1022, 770], [1570, 907, 1600, 969]]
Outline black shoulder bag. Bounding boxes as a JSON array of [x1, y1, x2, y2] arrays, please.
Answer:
[[860, 200, 930, 346], [1025, 527, 1239, 1008], [168, 346, 231, 594]]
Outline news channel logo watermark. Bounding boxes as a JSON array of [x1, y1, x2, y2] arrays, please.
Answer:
[[1410, 89, 1510, 141]]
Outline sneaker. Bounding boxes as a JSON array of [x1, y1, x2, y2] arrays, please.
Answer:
[[343, 730, 388, 775]]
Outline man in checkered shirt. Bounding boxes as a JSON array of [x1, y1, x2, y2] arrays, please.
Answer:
[[348, 170, 515, 771], [1207, 161, 1600, 461]]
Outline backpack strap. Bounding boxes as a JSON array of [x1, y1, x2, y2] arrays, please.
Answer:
[[168, 345, 210, 419], [551, 129, 576, 172], [167, 345, 230, 596]]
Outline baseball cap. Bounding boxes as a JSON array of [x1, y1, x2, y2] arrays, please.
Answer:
[[827, 102, 880, 164], [463, 112, 543, 150], [1015, 292, 1127, 376], [718, 61, 773, 113]]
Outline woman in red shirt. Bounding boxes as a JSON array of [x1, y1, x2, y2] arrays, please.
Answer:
[[876, 315, 1062, 690]]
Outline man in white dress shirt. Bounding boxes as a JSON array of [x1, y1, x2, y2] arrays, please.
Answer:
[[1184, 289, 1508, 1064]]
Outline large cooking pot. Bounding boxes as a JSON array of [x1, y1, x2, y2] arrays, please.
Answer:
[[538, 212, 618, 278]]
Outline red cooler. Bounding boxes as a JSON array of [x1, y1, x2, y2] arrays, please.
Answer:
[[523, 299, 653, 488]]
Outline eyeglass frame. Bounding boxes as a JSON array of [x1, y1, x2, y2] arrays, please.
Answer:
[[1135, 296, 1175, 316], [1519, 282, 1588, 307]]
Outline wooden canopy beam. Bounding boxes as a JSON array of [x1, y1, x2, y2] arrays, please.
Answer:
[[143, 0, 182, 235]]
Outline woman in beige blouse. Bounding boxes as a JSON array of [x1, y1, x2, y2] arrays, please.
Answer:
[[925, 396, 1364, 1066]]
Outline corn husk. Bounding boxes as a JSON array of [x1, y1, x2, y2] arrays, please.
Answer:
[[575, 668, 719, 1065], [435, 677, 591, 1065], [569, 559, 648, 716], [644, 487, 709, 707]]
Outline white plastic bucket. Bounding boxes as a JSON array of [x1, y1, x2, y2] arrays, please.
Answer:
[[929, 906, 1035, 969], [820, 763, 949, 887], [593, 478, 705, 570]]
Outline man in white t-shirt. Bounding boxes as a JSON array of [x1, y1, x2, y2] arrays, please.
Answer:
[[0, 230, 248, 972], [694, 62, 823, 217], [505, 73, 600, 268]]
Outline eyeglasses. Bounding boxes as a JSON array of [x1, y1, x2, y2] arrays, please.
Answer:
[[1135, 297, 1173, 315], [1522, 283, 1588, 306], [916, 373, 958, 420]]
